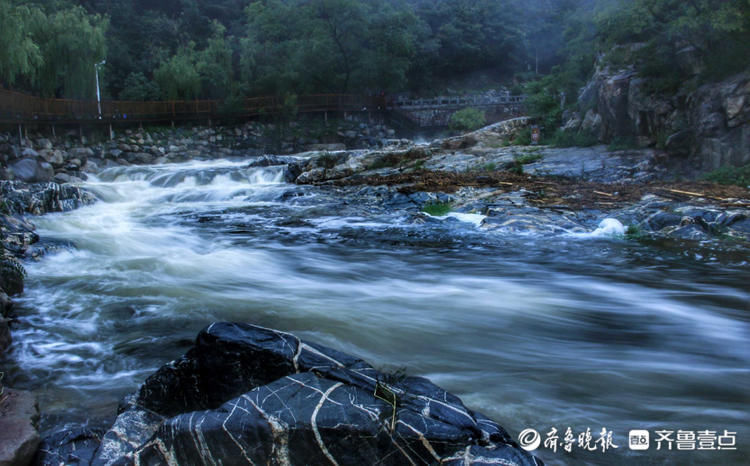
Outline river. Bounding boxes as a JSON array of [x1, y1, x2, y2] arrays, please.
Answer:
[[3, 158, 748, 465]]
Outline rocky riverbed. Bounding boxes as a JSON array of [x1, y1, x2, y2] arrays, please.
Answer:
[[1, 119, 748, 465]]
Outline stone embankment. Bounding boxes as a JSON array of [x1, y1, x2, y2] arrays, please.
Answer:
[[0, 118, 398, 185]]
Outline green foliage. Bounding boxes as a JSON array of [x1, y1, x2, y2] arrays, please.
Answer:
[[549, 129, 599, 147], [154, 43, 201, 100], [0, 2, 107, 98], [607, 137, 640, 152], [0, 1, 42, 86], [196, 21, 234, 99], [2, 0, 746, 104], [449, 108, 486, 132], [515, 151, 543, 165], [625, 224, 647, 240], [702, 164, 750, 187], [601, 0, 750, 86], [507, 160, 524, 175], [32, 6, 108, 98], [119, 72, 160, 101], [513, 127, 532, 146], [422, 201, 452, 216], [482, 162, 496, 172]]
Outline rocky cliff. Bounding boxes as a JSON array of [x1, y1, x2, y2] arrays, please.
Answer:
[[564, 61, 749, 173]]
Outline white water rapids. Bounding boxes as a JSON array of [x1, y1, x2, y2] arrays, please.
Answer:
[[3, 158, 748, 465]]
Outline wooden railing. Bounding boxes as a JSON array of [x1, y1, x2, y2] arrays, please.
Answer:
[[0, 89, 386, 124]]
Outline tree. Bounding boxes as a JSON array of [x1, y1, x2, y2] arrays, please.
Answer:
[[154, 43, 201, 99], [119, 72, 161, 101], [30, 5, 108, 98], [0, 0, 43, 87], [197, 21, 234, 99]]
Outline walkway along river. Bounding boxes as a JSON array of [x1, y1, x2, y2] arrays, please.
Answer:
[[3, 157, 748, 464]]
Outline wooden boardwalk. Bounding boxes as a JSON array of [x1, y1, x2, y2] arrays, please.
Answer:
[[0, 88, 525, 128], [0, 90, 384, 124]]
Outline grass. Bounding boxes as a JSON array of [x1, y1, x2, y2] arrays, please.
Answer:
[[422, 201, 452, 216], [607, 137, 640, 152], [549, 129, 599, 148], [513, 127, 532, 146], [625, 225, 648, 241], [515, 151, 543, 165], [505, 160, 524, 175], [702, 164, 750, 187]]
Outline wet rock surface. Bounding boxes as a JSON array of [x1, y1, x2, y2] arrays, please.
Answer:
[[84, 323, 541, 466], [0, 389, 41, 466], [0, 180, 95, 357]]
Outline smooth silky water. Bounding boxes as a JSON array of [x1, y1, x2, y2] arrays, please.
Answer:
[[3, 158, 748, 464]]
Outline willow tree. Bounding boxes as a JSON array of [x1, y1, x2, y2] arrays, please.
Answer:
[[30, 6, 108, 98], [154, 43, 202, 100], [0, 0, 43, 87]]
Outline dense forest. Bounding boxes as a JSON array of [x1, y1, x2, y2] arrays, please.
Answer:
[[1, 0, 748, 108]]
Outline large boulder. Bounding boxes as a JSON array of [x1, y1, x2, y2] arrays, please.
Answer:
[[89, 323, 542, 466], [0, 181, 94, 216], [9, 159, 54, 183], [0, 255, 25, 295], [0, 389, 41, 466]]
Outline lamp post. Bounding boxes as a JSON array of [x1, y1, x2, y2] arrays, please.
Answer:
[[95, 60, 106, 119]]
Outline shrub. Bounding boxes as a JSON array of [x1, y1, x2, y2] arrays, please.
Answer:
[[607, 137, 640, 151], [513, 127, 532, 146], [549, 129, 598, 147], [515, 151, 543, 164], [702, 164, 750, 187], [449, 108, 486, 132], [422, 201, 452, 216]]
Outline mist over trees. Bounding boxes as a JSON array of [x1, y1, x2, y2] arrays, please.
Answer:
[[1, 0, 747, 103]]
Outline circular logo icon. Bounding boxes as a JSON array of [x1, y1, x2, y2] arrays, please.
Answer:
[[518, 428, 541, 451]]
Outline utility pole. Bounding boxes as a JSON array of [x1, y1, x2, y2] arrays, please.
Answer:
[[95, 60, 106, 119]]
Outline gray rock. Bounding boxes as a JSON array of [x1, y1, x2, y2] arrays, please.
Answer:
[[0, 317, 10, 353], [9, 159, 54, 183], [69, 147, 93, 164], [0, 291, 11, 317], [644, 211, 682, 231], [34, 427, 103, 466], [0, 255, 26, 295], [40, 150, 65, 167], [21, 148, 39, 158], [36, 138, 53, 150], [0, 389, 41, 466], [53, 173, 72, 184], [124, 152, 154, 164]]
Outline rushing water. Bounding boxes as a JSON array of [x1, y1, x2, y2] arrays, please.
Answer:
[[3, 158, 748, 465]]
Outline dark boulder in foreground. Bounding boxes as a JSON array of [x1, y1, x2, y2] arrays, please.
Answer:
[[38, 323, 541, 465]]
